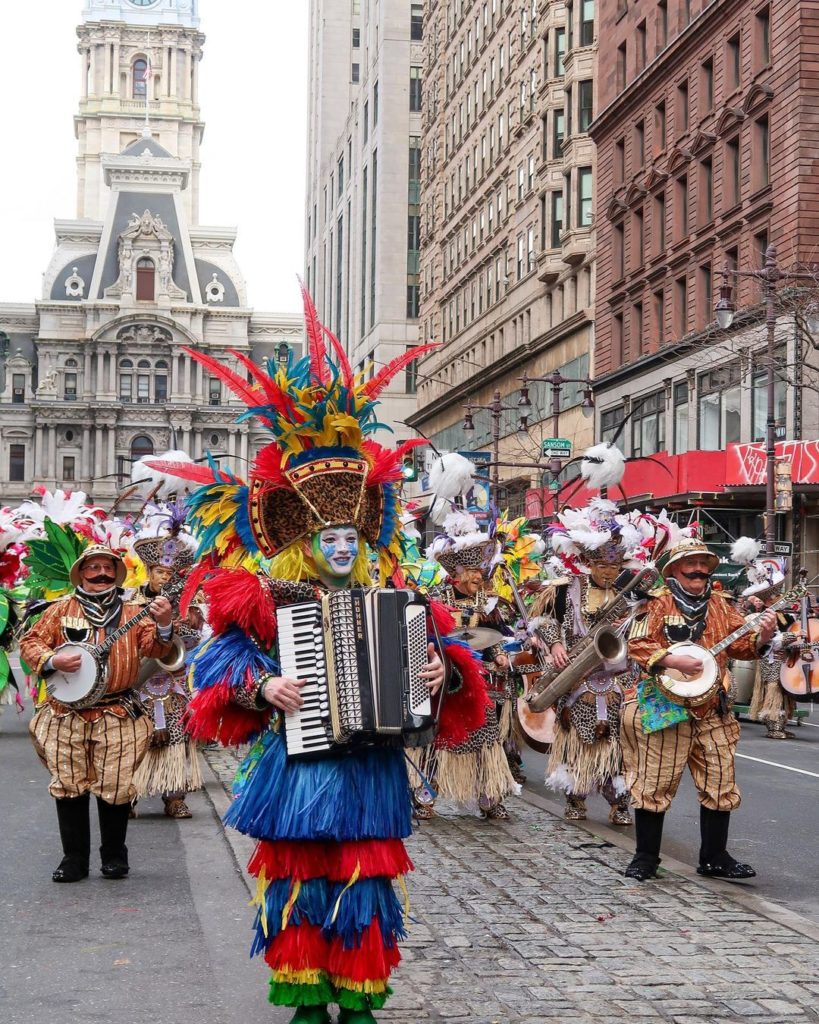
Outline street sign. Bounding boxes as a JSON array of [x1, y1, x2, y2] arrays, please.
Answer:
[[710, 541, 793, 558], [541, 437, 573, 460], [459, 451, 492, 479]]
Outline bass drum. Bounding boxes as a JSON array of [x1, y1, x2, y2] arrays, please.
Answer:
[[731, 659, 757, 706], [516, 696, 556, 753]]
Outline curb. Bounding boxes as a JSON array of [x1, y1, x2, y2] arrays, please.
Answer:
[[518, 785, 819, 942], [197, 750, 256, 898]]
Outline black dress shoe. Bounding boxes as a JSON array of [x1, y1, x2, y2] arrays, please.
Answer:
[[52, 857, 89, 883], [697, 860, 756, 879], [101, 859, 129, 879], [624, 855, 659, 881]]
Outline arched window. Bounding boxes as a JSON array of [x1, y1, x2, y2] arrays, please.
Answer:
[[133, 59, 147, 99], [136, 258, 155, 301], [137, 359, 151, 368], [130, 435, 154, 460], [120, 358, 134, 368], [65, 358, 78, 368], [155, 359, 168, 369]]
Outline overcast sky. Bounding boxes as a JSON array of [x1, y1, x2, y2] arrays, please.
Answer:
[[0, 1, 309, 313]]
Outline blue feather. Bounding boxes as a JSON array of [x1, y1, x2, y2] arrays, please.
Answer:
[[190, 627, 278, 693]]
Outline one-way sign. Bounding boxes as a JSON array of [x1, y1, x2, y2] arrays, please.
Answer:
[[541, 437, 573, 459]]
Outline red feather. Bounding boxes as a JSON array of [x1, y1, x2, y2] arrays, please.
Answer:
[[203, 566, 278, 646], [361, 343, 438, 399], [228, 348, 299, 422], [299, 280, 331, 387], [248, 838, 412, 883], [251, 444, 289, 486], [362, 438, 425, 487], [143, 459, 227, 486], [179, 555, 218, 616], [184, 683, 270, 746], [322, 325, 354, 390], [182, 346, 273, 424], [436, 639, 491, 748]]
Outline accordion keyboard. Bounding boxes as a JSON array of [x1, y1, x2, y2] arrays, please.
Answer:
[[276, 602, 333, 757]]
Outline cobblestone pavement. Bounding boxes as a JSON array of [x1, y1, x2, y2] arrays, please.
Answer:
[[204, 747, 819, 1024]]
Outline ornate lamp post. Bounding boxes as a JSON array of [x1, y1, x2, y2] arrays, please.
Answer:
[[462, 388, 520, 500], [517, 369, 594, 477]]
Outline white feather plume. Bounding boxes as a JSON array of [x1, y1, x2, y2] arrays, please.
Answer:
[[731, 537, 761, 566], [428, 452, 476, 500], [442, 509, 480, 537], [581, 444, 626, 489], [131, 449, 194, 499]]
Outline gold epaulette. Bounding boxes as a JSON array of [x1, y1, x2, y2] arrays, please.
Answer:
[[628, 615, 650, 640]]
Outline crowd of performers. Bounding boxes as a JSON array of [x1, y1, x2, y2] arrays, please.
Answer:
[[1, 290, 815, 1023]]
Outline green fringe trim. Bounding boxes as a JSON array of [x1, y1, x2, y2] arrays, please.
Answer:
[[268, 979, 335, 1008], [336, 985, 392, 1011]]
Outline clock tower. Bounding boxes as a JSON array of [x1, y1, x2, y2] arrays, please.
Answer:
[[77, 0, 204, 222]]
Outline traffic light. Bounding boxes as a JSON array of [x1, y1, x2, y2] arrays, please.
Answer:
[[401, 452, 418, 482], [775, 458, 793, 512]]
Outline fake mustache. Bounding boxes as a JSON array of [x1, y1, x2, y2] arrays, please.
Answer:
[[86, 574, 116, 584], [682, 571, 710, 581]]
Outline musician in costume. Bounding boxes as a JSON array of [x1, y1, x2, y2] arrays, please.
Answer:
[[422, 510, 518, 820], [20, 546, 173, 882], [131, 520, 202, 817], [534, 501, 652, 826], [149, 289, 488, 1024], [623, 537, 776, 881]]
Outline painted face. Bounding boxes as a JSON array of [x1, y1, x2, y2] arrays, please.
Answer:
[[79, 556, 118, 593], [148, 564, 174, 591], [668, 555, 713, 595], [588, 561, 623, 588], [312, 526, 360, 581], [453, 565, 484, 597]]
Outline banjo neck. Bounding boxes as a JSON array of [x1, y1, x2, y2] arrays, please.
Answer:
[[707, 585, 805, 659], [92, 578, 185, 660]]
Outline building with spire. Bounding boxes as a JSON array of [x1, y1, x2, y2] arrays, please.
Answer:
[[0, 0, 302, 505]]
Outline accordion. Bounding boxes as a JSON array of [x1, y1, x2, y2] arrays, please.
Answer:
[[276, 587, 434, 759]]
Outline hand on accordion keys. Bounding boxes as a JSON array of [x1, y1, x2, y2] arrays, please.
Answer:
[[419, 643, 445, 695], [261, 675, 305, 713]]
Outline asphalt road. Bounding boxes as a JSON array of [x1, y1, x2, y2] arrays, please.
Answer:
[[522, 706, 819, 924], [0, 705, 289, 1024]]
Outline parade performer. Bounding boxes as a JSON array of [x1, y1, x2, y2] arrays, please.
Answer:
[[623, 536, 777, 881], [20, 545, 173, 882], [148, 289, 486, 1024], [731, 538, 796, 740], [534, 500, 653, 826], [130, 505, 202, 816], [423, 509, 518, 819]]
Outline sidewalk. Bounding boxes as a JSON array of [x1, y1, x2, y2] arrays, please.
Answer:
[[205, 746, 819, 1024]]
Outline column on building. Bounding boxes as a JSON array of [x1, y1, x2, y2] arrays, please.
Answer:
[[83, 349, 93, 399], [93, 426, 103, 480], [33, 424, 43, 479], [81, 426, 91, 480]]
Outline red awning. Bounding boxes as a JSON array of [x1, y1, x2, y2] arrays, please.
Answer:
[[726, 441, 819, 485]]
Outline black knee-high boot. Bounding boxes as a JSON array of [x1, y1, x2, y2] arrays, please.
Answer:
[[53, 793, 91, 883], [697, 806, 755, 879], [97, 797, 131, 879], [624, 809, 665, 881]]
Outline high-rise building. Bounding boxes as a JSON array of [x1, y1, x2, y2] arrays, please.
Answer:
[[410, 0, 597, 517], [590, 0, 819, 563], [0, 0, 302, 505], [304, 0, 426, 441]]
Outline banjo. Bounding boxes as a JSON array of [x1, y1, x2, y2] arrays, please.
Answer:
[[657, 583, 805, 708], [46, 579, 184, 710]]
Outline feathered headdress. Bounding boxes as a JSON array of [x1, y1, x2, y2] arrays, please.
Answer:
[[730, 536, 787, 596], [425, 509, 500, 579], [144, 285, 435, 578]]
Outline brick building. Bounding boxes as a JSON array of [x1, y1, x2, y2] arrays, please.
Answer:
[[571, 0, 819, 566]]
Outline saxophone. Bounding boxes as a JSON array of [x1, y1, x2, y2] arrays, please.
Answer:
[[525, 566, 657, 712]]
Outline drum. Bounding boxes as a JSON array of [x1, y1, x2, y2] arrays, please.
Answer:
[[449, 626, 505, 651], [731, 659, 757, 705], [655, 641, 721, 708], [517, 698, 556, 753], [46, 643, 108, 709]]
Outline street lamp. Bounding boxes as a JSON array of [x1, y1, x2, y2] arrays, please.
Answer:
[[518, 369, 595, 478], [461, 388, 520, 499], [714, 244, 815, 555]]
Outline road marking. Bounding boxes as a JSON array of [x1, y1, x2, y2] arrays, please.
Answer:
[[736, 752, 819, 778]]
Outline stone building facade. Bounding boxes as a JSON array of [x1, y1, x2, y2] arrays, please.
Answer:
[[0, 0, 303, 507], [304, 0, 425, 442], [588, 0, 819, 563], [409, 0, 597, 512]]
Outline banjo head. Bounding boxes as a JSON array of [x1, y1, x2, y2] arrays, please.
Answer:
[[658, 641, 719, 705], [48, 645, 102, 706]]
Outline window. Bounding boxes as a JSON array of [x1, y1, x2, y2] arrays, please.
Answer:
[[410, 67, 422, 111], [9, 444, 25, 482], [551, 190, 564, 247], [133, 58, 147, 99], [352, 63, 360, 84], [601, 406, 625, 445], [155, 373, 168, 403], [62, 457, 75, 482], [405, 347, 419, 395], [677, 78, 689, 132], [614, 138, 625, 183], [635, 120, 645, 167], [698, 363, 742, 449], [657, 0, 668, 53], [727, 33, 741, 90], [752, 347, 787, 441], [338, 157, 344, 196], [12, 373, 25, 404], [407, 284, 419, 319], [613, 312, 624, 362], [517, 234, 525, 279], [137, 374, 150, 403], [565, 85, 573, 139], [554, 28, 566, 75], [119, 374, 133, 402], [756, 5, 770, 68], [617, 41, 627, 91], [130, 435, 154, 461], [567, 0, 574, 51], [578, 167, 593, 226], [654, 100, 666, 152], [701, 57, 714, 111], [677, 174, 688, 235], [632, 391, 665, 456], [580, 0, 594, 46], [633, 301, 644, 355], [675, 273, 688, 336], [613, 222, 625, 279], [634, 207, 645, 267], [673, 381, 689, 453], [636, 21, 647, 71], [209, 377, 221, 405], [653, 288, 665, 344], [755, 228, 769, 265], [136, 258, 154, 301], [726, 136, 741, 206], [579, 80, 593, 132], [655, 190, 666, 251], [363, 100, 369, 143], [699, 261, 713, 327], [700, 157, 713, 222], [754, 115, 769, 189], [682, 0, 691, 27], [64, 372, 77, 400], [528, 225, 536, 272], [352, 27, 360, 47], [373, 80, 379, 124]]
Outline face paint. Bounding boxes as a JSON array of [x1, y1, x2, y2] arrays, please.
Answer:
[[312, 526, 360, 581]]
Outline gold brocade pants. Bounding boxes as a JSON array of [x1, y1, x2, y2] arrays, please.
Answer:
[[30, 704, 153, 805], [620, 701, 741, 813]]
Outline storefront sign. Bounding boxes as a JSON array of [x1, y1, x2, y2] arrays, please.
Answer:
[[727, 441, 819, 486]]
